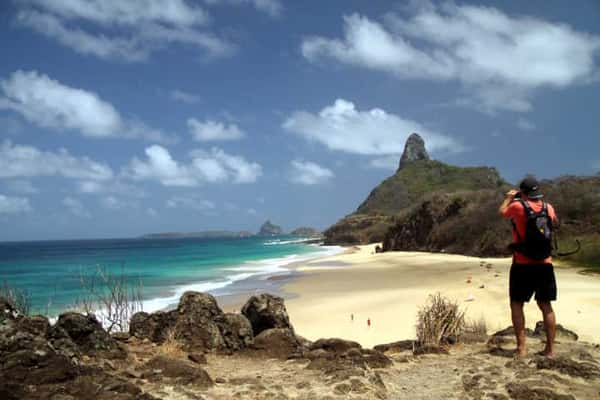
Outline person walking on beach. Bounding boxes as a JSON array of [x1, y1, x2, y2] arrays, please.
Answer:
[[367, 318, 371, 328], [499, 176, 558, 357]]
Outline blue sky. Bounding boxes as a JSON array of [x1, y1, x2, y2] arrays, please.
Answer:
[[0, 0, 599, 241]]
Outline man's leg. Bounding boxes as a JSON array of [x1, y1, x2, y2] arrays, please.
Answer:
[[537, 301, 556, 357], [510, 301, 527, 356]]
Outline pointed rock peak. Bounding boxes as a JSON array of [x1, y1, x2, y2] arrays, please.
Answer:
[[398, 133, 429, 171]]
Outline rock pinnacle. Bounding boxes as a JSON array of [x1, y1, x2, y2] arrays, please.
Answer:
[[398, 133, 429, 171]]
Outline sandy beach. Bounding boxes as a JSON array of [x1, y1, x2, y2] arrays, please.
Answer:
[[280, 244, 600, 348]]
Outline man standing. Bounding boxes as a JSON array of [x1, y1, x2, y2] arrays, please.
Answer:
[[499, 176, 558, 357]]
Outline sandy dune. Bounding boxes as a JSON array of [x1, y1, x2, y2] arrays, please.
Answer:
[[282, 245, 600, 348]]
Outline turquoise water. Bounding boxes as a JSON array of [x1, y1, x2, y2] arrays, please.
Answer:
[[0, 236, 340, 316]]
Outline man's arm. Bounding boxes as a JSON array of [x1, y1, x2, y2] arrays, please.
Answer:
[[499, 189, 519, 217]]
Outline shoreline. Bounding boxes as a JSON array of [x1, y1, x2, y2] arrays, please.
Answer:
[[271, 244, 600, 348]]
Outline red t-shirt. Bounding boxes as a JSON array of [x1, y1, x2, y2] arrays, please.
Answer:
[[501, 199, 558, 264]]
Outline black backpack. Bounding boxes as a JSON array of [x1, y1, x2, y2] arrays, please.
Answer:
[[510, 199, 553, 260]]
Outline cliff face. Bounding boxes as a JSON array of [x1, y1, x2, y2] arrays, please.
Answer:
[[258, 220, 283, 236]]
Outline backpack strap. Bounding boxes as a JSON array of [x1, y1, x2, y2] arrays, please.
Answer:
[[519, 198, 533, 217]]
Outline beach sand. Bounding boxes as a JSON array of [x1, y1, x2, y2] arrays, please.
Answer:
[[280, 244, 600, 348]]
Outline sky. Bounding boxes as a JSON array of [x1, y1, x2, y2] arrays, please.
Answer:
[[0, 0, 599, 241]]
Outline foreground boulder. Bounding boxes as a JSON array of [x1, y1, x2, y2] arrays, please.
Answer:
[[533, 321, 579, 341], [253, 328, 302, 359], [130, 291, 254, 353], [53, 312, 126, 359], [144, 355, 213, 387], [241, 293, 293, 335]]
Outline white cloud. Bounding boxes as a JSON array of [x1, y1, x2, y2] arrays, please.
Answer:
[[62, 196, 91, 218], [166, 196, 216, 213], [100, 195, 135, 210], [517, 118, 536, 132], [76, 180, 145, 198], [2, 180, 38, 194], [187, 118, 245, 141], [303, 6, 600, 112], [290, 160, 334, 185], [171, 90, 200, 104], [123, 145, 262, 186], [0, 194, 32, 214], [369, 155, 399, 170], [16, 1, 234, 62], [0, 140, 113, 181], [1, 70, 121, 137], [204, 0, 282, 18], [283, 98, 460, 155], [0, 70, 173, 142]]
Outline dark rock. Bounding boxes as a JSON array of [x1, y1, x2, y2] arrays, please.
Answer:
[[145, 355, 213, 387], [310, 338, 361, 354], [188, 352, 207, 365], [173, 292, 227, 351], [130, 311, 173, 343], [219, 313, 254, 351], [215, 377, 227, 384], [53, 312, 126, 359], [130, 291, 256, 354], [373, 340, 415, 354], [533, 321, 578, 341], [361, 349, 393, 369], [16, 315, 50, 337], [111, 331, 131, 342], [241, 293, 293, 336], [253, 328, 301, 359], [535, 355, 600, 379], [506, 382, 575, 400], [399, 133, 429, 170], [491, 326, 536, 338], [258, 220, 283, 236]]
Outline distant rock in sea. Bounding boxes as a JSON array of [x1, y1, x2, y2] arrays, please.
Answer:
[[258, 220, 283, 236], [290, 227, 321, 237]]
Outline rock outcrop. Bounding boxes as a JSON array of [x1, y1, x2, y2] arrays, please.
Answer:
[[398, 132, 429, 171], [241, 293, 293, 336], [258, 220, 283, 236], [290, 227, 321, 237], [130, 291, 254, 353]]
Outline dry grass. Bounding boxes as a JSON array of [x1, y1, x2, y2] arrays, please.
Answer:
[[462, 317, 489, 344], [156, 329, 186, 359], [1, 281, 31, 316], [416, 293, 465, 349]]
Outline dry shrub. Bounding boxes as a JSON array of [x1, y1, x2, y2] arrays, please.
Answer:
[[157, 329, 185, 358], [1, 281, 31, 316], [74, 266, 143, 333], [462, 317, 488, 343], [416, 293, 465, 349]]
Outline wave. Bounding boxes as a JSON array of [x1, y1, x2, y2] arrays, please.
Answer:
[[263, 237, 320, 246], [53, 244, 345, 329]]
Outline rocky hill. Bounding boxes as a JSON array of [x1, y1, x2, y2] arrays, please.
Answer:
[[290, 227, 321, 237], [324, 134, 600, 266], [2, 292, 599, 399], [258, 220, 283, 236]]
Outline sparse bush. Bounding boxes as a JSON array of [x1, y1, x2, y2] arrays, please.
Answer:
[[0, 281, 31, 316], [416, 293, 465, 349], [158, 329, 186, 358], [74, 266, 143, 333], [462, 317, 488, 343]]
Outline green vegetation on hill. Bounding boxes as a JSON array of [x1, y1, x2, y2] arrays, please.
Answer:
[[357, 160, 506, 215]]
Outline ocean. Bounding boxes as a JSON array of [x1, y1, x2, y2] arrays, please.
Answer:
[[0, 236, 342, 317]]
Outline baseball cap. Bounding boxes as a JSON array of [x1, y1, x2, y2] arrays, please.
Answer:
[[519, 176, 543, 199]]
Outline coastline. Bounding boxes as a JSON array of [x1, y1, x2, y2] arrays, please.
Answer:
[[272, 244, 600, 348]]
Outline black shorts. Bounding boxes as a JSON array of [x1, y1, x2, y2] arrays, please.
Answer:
[[509, 263, 557, 303]]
